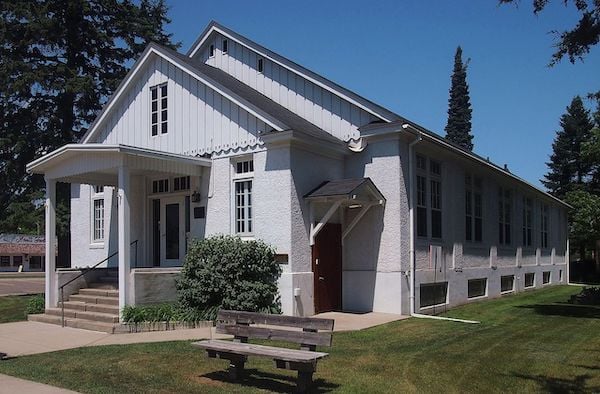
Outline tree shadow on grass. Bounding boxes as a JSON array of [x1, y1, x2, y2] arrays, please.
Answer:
[[511, 372, 599, 393], [518, 304, 600, 319], [201, 368, 339, 393]]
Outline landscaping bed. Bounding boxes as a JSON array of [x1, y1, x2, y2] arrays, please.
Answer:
[[1, 286, 599, 392]]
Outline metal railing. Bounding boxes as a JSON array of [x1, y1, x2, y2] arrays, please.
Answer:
[[59, 240, 138, 327]]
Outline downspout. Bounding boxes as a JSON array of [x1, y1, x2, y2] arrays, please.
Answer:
[[402, 123, 479, 325], [404, 123, 422, 316]]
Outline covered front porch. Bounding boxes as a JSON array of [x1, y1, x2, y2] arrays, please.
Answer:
[[27, 144, 211, 314]]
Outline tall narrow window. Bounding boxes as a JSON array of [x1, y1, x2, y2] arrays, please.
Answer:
[[541, 203, 549, 249], [222, 39, 228, 53], [91, 186, 105, 243], [234, 159, 253, 235], [416, 175, 427, 237], [257, 58, 264, 73], [209, 44, 215, 57], [150, 83, 167, 136], [465, 175, 483, 242], [415, 155, 443, 239], [522, 197, 533, 247], [498, 187, 512, 245]]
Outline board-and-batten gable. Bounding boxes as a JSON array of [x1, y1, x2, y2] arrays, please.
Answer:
[[193, 31, 381, 142], [90, 52, 269, 156]]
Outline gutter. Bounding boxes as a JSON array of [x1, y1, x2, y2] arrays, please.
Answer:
[[402, 123, 480, 325]]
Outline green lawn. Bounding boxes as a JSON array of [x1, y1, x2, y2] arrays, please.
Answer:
[[0, 295, 37, 323], [1, 286, 600, 393]]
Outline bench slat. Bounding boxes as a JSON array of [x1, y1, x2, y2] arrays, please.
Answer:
[[192, 339, 329, 362], [216, 323, 333, 347], [217, 310, 334, 331]]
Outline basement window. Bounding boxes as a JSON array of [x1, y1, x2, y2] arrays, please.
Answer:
[[420, 282, 448, 308], [501, 275, 514, 293], [524, 273, 535, 288], [543, 271, 551, 285], [467, 278, 487, 299]]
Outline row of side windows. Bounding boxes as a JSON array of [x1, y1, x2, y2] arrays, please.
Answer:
[[416, 154, 553, 248]]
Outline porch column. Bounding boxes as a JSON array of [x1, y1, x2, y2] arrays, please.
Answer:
[[118, 165, 131, 315], [45, 177, 57, 309]]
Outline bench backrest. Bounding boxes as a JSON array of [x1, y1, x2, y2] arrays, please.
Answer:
[[216, 310, 335, 349]]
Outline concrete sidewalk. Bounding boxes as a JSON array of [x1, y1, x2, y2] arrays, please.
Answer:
[[0, 373, 78, 393], [0, 321, 226, 358], [0, 312, 407, 358]]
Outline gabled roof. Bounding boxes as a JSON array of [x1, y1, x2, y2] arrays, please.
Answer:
[[81, 42, 339, 147], [304, 178, 385, 203], [187, 21, 401, 123], [81, 43, 289, 144]]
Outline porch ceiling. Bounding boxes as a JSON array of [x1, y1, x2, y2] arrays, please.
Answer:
[[26, 144, 211, 186]]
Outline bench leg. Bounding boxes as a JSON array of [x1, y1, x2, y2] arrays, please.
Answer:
[[297, 371, 313, 393], [228, 357, 246, 381]]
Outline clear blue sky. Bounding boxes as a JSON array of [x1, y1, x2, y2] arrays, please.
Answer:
[[165, 0, 600, 188]]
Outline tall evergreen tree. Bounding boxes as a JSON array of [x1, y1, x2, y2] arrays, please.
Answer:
[[445, 46, 474, 151], [542, 96, 595, 198], [0, 0, 178, 237]]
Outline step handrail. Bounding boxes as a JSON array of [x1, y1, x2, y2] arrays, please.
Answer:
[[59, 240, 137, 327]]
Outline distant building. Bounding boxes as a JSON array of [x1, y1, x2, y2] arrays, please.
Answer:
[[0, 234, 46, 272]]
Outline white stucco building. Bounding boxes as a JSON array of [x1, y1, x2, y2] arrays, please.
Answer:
[[27, 22, 569, 323]]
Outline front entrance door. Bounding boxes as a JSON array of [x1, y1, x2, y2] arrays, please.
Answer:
[[312, 223, 342, 313], [160, 196, 185, 266]]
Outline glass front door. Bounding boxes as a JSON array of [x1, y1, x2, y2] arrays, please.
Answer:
[[160, 196, 185, 266]]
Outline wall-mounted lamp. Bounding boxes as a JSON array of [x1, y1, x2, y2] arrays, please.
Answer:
[[191, 190, 202, 203]]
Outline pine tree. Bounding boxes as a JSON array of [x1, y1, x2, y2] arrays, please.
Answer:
[[0, 0, 178, 262], [445, 46, 474, 151], [542, 96, 595, 199]]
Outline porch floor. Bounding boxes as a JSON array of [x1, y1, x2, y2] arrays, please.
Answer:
[[313, 311, 408, 332]]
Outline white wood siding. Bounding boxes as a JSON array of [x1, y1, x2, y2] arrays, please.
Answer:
[[196, 32, 378, 141], [92, 53, 269, 156]]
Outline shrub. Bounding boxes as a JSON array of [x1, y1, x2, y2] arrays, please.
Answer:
[[25, 294, 45, 315], [121, 303, 180, 323], [569, 287, 600, 305], [176, 235, 282, 320]]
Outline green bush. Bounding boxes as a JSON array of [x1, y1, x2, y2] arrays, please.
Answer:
[[176, 235, 282, 320], [121, 303, 180, 323], [25, 294, 45, 315], [569, 286, 600, 305]]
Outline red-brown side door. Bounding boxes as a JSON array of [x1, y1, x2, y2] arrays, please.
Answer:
[[312, 223, 342, 313]]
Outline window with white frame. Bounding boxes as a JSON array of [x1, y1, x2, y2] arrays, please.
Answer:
[[91, 186, 105, 243], [541, 203, 549, 249], [522, 197, 533, 247], [498, 187, 512, 245], [415, 154, 442, 239], [150, 83, 167, 136], [234, 158, 253, 235], [465, 174, 483, 242]]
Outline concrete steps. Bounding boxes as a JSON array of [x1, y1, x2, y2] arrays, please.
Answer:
[[28, 313, 118, 333], [28, 279, 121, 333]]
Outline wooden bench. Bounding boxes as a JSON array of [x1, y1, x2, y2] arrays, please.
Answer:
[[192, 310, 335, 392]]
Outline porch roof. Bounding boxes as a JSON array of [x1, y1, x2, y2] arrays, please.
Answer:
[[26, 143, 211, 185], [304, 178, 385, 204]]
